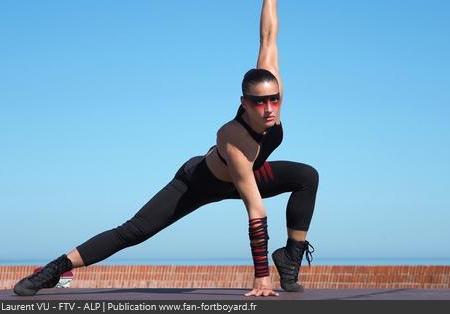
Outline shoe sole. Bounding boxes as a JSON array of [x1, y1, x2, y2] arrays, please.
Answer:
[[13, 275, 60, 297], [13, 284, 37, 296]]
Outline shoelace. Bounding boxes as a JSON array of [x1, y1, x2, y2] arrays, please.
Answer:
[[304, 241, 315, 266], [276, 241, 316, 284], [28, 264, 59, 284]]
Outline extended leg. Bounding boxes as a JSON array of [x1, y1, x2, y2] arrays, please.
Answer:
[[14, 178, 199, 296], [75, 178, 192, 266]]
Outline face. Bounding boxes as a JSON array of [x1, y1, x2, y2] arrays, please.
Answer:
[[241, 80, 281, 130]]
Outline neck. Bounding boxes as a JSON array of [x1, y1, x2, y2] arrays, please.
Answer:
[[242, 112, 267, 134]]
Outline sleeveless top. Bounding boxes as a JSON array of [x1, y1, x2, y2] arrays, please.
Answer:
[[211, 105, 283, 170]]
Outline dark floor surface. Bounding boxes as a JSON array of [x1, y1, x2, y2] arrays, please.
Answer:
[[1, 288, 449, 300]]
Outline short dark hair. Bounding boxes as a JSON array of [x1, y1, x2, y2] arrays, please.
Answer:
[[241, 68, 278, 95]]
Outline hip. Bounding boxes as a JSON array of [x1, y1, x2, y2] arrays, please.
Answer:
[[174, 155, 236, 197]]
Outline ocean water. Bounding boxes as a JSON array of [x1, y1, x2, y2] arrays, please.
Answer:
[[1, 257, 449, 266]]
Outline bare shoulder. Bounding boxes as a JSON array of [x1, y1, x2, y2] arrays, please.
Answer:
[[217, 120, 252, 147], [218, 120, 240, 142], [217, 120, 259, 163]]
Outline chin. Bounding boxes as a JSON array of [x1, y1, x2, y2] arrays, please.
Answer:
[[264, 120, 276, 127]]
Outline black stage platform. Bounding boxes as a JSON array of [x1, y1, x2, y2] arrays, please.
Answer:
[[1, 288, 449, 300]]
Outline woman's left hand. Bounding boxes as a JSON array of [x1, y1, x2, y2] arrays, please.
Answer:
[[244, 276, 279, 297]]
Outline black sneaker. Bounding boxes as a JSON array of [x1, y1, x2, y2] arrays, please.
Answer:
[[272, 239, 314, 292], [14, 254, 72, 296]]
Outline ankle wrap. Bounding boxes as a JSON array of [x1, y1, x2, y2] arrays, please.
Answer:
[[248, 217, 270, 278], [54, 254, 73, 274], [286, 238, 315, 266]]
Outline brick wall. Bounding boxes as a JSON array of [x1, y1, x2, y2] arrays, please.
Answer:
[[1, 265, 449, 290]]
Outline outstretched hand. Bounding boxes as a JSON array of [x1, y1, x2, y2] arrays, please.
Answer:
[[244, 276, 279, 297]]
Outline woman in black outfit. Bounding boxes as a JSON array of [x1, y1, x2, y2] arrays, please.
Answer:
[[14, 0, 319, 297]]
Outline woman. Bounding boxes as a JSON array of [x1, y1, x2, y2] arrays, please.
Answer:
[[14, 0, 319, 298]]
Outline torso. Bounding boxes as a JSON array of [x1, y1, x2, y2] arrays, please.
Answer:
[[205, 142, 233, 182], [205, 106, 283, 182]]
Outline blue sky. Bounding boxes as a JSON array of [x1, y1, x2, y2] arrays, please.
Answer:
[[1, 0, 449, 265]]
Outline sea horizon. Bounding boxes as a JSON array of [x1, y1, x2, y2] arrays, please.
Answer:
[[1, 257, 449, 266]]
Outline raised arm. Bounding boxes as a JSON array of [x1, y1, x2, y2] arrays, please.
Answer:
[[257, 0, 283, 99]]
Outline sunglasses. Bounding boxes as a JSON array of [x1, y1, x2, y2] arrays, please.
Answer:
[[243, 93, 280, 105]]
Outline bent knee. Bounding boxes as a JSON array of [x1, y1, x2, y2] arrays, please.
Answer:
[[308, 165, 319, 188], [292, 163, 319, 192]]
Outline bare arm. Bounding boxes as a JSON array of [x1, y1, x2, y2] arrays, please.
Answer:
[[219, 131, 266, 219], [257, 0, 283, 99], [218, 129, 278, 296]]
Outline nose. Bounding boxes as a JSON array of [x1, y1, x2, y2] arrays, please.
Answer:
[[264, 101, 273, 113]]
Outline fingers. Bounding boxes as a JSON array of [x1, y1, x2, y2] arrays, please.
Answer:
[[244, 289, 279, 297], [244, 289, 257, 297], [264, 289, 279, 297]]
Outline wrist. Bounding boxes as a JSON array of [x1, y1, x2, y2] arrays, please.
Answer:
[[248, 216, 270, 278]]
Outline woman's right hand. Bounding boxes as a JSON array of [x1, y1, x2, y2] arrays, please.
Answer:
[[244, 276, 279, 297]]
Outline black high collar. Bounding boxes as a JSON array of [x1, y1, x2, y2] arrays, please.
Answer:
[[235, 114, 267, 143]]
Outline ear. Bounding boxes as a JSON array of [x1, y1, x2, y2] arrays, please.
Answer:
[[241, 96, 248, 110]]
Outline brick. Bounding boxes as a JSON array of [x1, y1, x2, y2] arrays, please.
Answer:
[[2, 265, 450, 289]]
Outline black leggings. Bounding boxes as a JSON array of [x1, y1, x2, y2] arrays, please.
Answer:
[[76, 156, 319, 266]]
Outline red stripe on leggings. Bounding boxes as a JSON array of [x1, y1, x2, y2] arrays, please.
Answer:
[[263, 162, 275, 181], [259, 165, 269, 183], [254, 169, 261, 183]]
